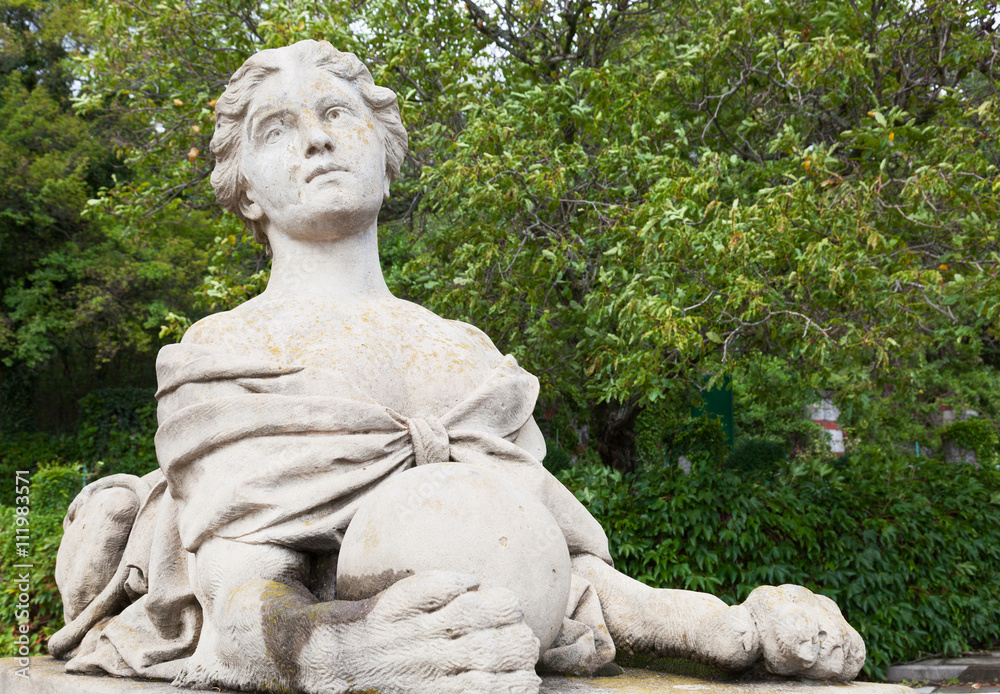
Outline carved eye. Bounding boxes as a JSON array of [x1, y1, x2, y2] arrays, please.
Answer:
[[325, 107, 341, 121], [263, 119, 288, 145]]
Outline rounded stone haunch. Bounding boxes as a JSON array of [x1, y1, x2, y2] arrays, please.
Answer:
[[336, 463, 572, 654]]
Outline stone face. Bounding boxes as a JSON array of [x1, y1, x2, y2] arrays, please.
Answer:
[[337, 463, 572, 654]]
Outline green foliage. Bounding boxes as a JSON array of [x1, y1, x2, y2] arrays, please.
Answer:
[[634, 400, 676, 467], [0, 74, 105, 305], [940, 418, 1000, 467], [0, 366, 37, 433], [558, 453, 1000, 679], [159, 224, 270, 340], [0, 0, 87, 98], [395, 0, 1000, 465], [0, 434, 66, 504], [0, 1, 221, 433], [28, 463, 83, 515], [74, 387, 158, 478], [542, 442, 573, 476], [730, 356, 827, 454], [68, 0, 1000, 470], [70, 0, 270, 219], [3, 211, 213, 368], [0, 0, 115, 367], [724, 437, 788, 474], [0, 387, 155, 657], [662, 415, 731, 472], [0, 387, 157, 505]]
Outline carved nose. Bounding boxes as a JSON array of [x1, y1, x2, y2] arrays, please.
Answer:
[[304, 119, 335, 157]]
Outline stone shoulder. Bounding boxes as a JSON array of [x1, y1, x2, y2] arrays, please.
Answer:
[[178, 297, 507, 369], [180, 309, 244, 349]]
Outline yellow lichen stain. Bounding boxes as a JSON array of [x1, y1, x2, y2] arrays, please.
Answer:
[[194, 296, 503, 419], [262, 677, 297, 694], [363, 524, 379, 551], [499, 536, 509, 547]]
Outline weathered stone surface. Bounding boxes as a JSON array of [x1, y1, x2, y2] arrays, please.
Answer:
[[0, 658, 916, 694], [337, 463, 573, 654]]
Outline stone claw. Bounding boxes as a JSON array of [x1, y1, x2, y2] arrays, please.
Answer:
[[743, 584, 865, 681]]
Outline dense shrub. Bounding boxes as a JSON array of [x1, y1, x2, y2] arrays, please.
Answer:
[[558, 452, 1000, 679], [940, 418, 1000, 468], [724, 437, 788, 473], [0, 387, 157, 506], [542, 443, 574, 475], [661, 415, 731, 472], [0, 435, 66, 505], [72, 388, 159, 478]]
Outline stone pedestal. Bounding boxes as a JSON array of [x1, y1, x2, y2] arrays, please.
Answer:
[[1, 657, 917, 694]]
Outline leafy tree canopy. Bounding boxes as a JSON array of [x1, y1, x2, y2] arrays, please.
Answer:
[[401, 0, 1000, 466], [0, 0, 88, 97], [0, 0, 214, 431], [67, 0, 1000, 468]]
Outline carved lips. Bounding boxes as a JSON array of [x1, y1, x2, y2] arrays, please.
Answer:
[[305, 162, 348, 184]]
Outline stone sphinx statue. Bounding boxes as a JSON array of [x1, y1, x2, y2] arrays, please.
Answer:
[[49, 39, 865, 694]]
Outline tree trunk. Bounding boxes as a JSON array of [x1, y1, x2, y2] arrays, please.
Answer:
[[590, 399, 640, 473]]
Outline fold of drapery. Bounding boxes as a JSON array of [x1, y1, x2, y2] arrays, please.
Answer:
[[153, 342, 612, 558], [54, 341, 615, 679]]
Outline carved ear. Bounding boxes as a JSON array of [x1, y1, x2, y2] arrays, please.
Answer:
[[239, 191, 265, 221]]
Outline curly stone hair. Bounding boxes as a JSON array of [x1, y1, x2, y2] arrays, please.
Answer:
[[209, 40, 408, 246]]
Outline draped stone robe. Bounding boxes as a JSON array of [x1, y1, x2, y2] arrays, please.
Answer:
[[50, 343, 617, 679]]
